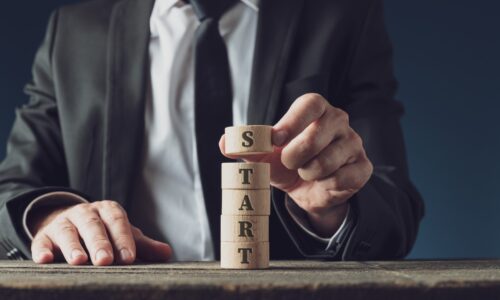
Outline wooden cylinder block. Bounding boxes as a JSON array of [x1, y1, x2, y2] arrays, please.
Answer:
[[221, 162, 270, 189], [221, 215, 269, 242], [225, 125, 273, 155], [222, 189, 271, 216], [220, 241, 269, 269]]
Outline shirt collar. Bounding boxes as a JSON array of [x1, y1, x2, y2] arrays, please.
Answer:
[[156, 0, 259, 16]]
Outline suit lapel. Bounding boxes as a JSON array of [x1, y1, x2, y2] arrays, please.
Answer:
[[247, 0, 305, 125], [103, 0, 155, 203]]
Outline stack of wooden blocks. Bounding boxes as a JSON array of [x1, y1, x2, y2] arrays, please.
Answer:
[[221, 125, 273, 269]]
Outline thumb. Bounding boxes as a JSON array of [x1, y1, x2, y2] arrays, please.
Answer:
[[132, 227, 173, 262]]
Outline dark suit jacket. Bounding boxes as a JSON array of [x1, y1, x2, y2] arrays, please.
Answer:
[[0, 0, 424, 261]]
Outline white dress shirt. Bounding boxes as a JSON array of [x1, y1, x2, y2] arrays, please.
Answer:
[[23, 0, 349, 261], [127, 0, 258, 261]]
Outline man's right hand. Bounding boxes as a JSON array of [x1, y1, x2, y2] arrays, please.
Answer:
[[30, 200, 173, 266]]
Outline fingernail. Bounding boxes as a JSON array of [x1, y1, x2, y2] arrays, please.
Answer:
[[36, 251, 51, 262], [95, 249, 109, 261], [71, 249, 85, 260], [120, 249, 131, 261], [273, 130, 288, 146]]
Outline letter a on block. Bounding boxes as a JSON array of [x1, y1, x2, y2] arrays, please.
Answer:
[[238, 248, 253, 264], [239, 221, 254, 237], [238, 195, 254, 211]]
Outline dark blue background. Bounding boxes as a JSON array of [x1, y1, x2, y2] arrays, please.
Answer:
[[1, 1, 499, 258]]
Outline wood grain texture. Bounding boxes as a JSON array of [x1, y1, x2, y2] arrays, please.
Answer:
[[1, 260, 500, 299], [220, 241, 269, 269], [222, 189, 271, 216], [221, 162, 270, 189], [224, 125, 273, 155]]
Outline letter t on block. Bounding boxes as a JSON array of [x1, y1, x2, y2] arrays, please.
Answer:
[[239, 168, 253, 185], [238, 248, 253, 264]]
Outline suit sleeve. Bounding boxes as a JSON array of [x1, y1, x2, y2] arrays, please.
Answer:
[[337, 0, 424, 260], [273, 0, 424, 260], [0, 10, 89, 260]]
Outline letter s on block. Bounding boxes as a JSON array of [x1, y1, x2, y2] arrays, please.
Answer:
[[241, 131, 254, 147]]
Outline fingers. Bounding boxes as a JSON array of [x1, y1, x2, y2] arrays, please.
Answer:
[[31, 233, 54, 264], [317, 157, 373, 193], [273, 93, 329, 147], [47, 217, 88, 265], [281, 105, 349, 170], [96, 201, 136, 264], [298, 131, 361, 181], [132, 227, 173, 262], [68, 205, 114, 266], [30, 201, 168, 266]]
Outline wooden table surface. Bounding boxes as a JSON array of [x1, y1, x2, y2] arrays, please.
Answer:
[[0, 260, 499, 300]]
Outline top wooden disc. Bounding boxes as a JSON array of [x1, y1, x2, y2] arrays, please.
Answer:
[[225, 125, 273, 155]]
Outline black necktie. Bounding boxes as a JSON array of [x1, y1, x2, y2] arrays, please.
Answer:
[[190, 0, 237, 255]]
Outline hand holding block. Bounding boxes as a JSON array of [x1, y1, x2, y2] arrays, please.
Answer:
[[225, 125, 273, 155], [221, 215, 269, 242], [222, 189, 271, 216], [221, 162, 270, 189], [220, 241, 269, 269]]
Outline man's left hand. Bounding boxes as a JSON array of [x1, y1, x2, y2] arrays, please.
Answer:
[[220, 93, 373, 237]]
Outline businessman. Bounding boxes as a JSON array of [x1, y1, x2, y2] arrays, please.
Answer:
[[0, 0, 424, 265]]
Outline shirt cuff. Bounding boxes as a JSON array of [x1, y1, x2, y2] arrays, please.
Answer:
[[22, 191, 89, 240], [284, 195, 353, 251]]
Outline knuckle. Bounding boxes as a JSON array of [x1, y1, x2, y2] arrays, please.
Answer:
[[72, 203, 96, 215], [302, 134, 317, 153], [131, 226, 144, 236], [59, 224, 78, 236], [351, 163, 371, 189], [32, 233, 49, 248], [100, 200, 120, 208], [352, 175, 365, 189], [94, 235, 109, 242], [363, 158, 374, 178], [92, 235, 112, 247], [290, 141, 311, 168], [367, 160, 374, 174], [315, 157, 330, 176], [335, 108, 349, 124], [84, 216, 103, 227], [350, 131, 363, 149], [66, 242, 83, 250], [104, 212, 128, 224], [100, 200, 126, 215], [304, 94, 326, 114], [114, 234, 133, 246], [351, 174, 365, 189], [303, 92, 323, 103], [308, 121, 324, 140], [301, 128, 323, 154], [309, 158, 327, 178], [108, 212, 128, 223]]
